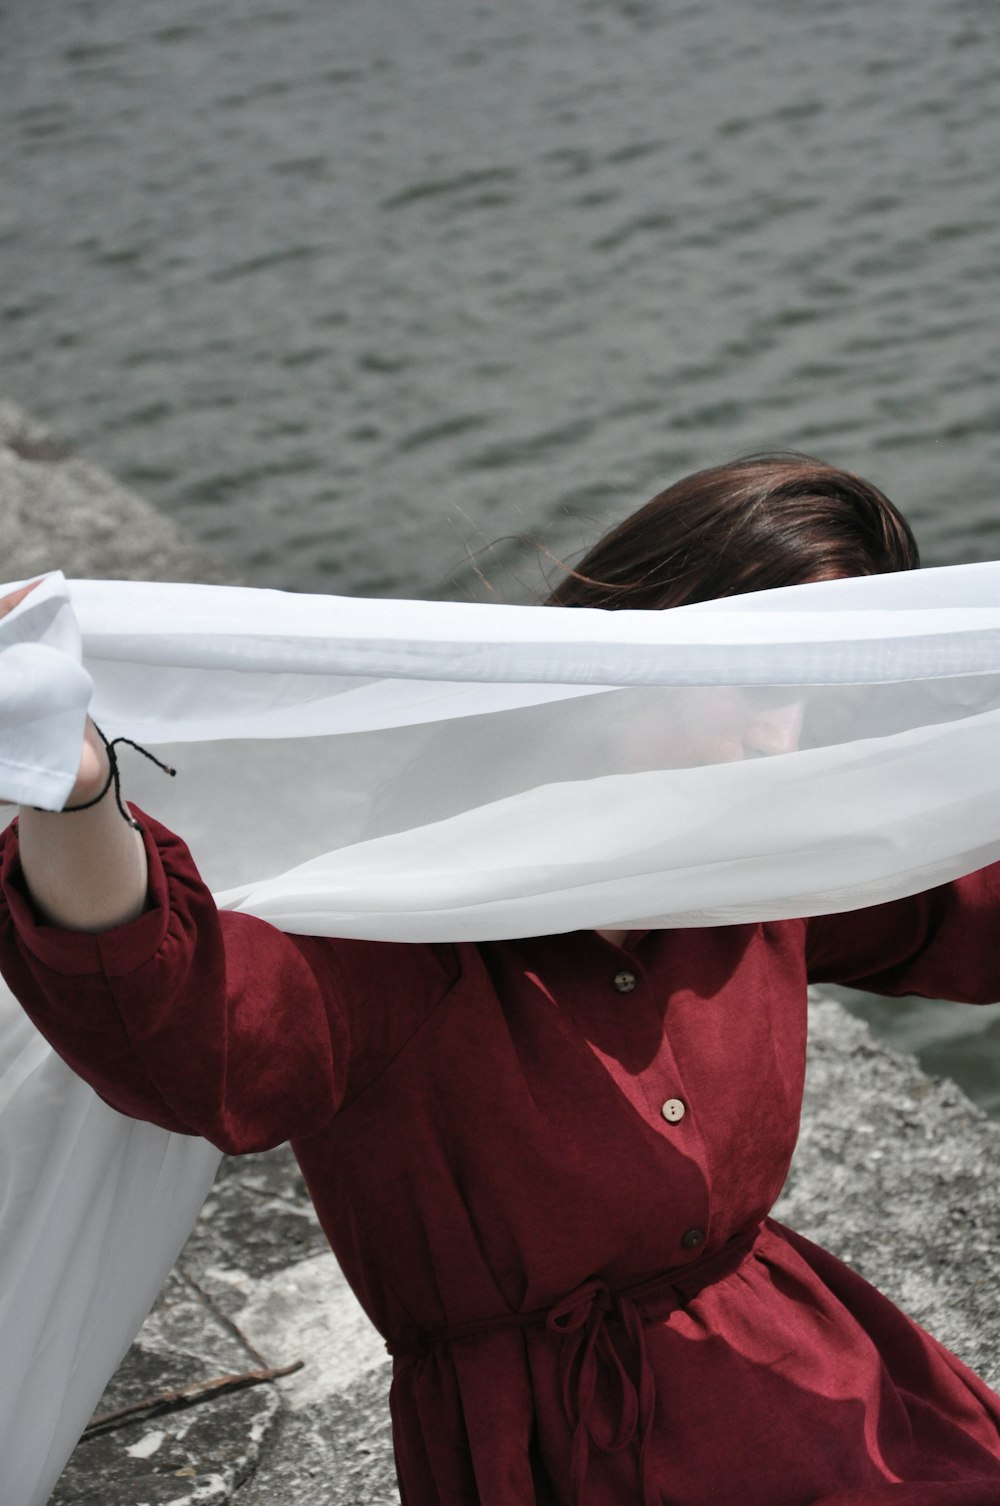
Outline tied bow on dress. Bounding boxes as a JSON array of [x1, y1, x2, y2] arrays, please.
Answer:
[[546, 1275, 658, 1506], [389, 1226, 759, 1506]]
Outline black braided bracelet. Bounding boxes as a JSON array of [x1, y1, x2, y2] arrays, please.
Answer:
[[49, 723, 176, 830]]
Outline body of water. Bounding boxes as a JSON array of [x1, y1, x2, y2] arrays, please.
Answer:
[[4, 0, 1000, 1110]]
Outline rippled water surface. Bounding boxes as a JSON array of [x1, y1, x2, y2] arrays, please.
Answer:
[[5, 0, 1000, 1108]]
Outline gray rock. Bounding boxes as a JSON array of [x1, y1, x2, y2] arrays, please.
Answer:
[[0, 401, 232, 586], [775, 994, 1000, 1389], [48, 1268, 282, 1506], [233, 1370, 397, 1506]]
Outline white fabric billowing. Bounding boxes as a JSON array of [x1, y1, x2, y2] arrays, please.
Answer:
[[0, 977, 219, 1506], [11, 565, 1000, 935], [5, 562, 1000, 1504]]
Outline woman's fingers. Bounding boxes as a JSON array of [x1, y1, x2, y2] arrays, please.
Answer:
[[0, 580, 42, 619], [69, 719, 111, 807], [0, 578, 96, 809], [0, 581, 45, 804]]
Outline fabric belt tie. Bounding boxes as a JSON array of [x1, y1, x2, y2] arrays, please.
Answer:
[[387, 1225, 759, 1506]]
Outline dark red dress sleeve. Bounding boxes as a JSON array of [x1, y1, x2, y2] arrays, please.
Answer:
[[805, 863, 1000, 1002], [0, 810, 456, 1153]]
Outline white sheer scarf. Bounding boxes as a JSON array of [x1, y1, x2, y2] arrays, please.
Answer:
[[4, 564, 1000, 1503]]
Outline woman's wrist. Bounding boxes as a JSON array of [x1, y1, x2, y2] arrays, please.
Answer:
[[18, 723, 153, 931], [66, 719, 113, 807], [18, 796, 150, 933]]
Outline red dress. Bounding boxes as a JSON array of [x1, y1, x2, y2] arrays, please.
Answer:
[[2, 812, 1000, 1506]]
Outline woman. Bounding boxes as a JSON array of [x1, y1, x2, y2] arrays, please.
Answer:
[[3, 454, 1000, 1506]]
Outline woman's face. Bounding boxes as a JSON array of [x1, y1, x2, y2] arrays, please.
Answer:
[[660, 568, 847, 766], [670, 686, 807, 765], [587, 683, 810, 777], [565, 574, 845, 774]]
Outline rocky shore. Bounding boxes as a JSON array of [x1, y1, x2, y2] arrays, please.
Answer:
[[3, 403, 998, 1506]]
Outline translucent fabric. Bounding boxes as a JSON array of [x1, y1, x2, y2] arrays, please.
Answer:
[[9, 566, 1000, 934], [4, 562, 1000, 1503], [0, 977, 219, 1506]]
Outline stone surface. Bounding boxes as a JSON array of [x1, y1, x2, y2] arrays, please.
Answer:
[[0, 401, 232, 587], [49, 1265, 282, 1506], [232, 1369, 398, 1506], [775, 994, 1000, 1390], [2, 401, 998, 1504], [178, 1152, 329, 1296], [53, 1385, 280, 1506]]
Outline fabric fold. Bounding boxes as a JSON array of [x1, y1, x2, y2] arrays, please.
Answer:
[[6, 567, 1000, 934]]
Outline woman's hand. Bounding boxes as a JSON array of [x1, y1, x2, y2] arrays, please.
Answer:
[[0, 581, 108, 808], [1, 580, 150, 932], [0, 581, 41, 617]]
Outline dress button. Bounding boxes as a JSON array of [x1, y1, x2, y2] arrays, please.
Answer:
[[661, 1098, 686, 1123], [613, 970, 637, 994], [680, 1228, 705, 1250]]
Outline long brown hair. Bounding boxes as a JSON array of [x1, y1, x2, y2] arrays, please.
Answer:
[[546, 453, 919, 610]]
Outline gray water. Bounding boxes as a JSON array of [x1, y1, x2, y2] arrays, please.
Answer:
[[5, 0, 1000, 1111]]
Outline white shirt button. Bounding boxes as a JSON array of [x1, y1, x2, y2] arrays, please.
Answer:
[[661, 1098, 686, 1123], [613, 970, 637, 993]]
